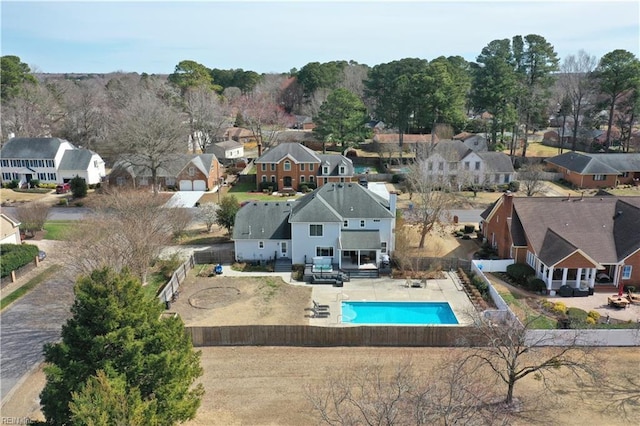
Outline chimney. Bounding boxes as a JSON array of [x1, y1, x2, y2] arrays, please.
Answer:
[[257, 142, 263, 157], [503, 191, 514, 219], [388, 191, 397, 213]]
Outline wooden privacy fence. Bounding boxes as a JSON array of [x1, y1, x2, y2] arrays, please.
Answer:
[[401, 257, 471, 273], [186, 325, 483, 347], [157, 255, 194, 304], [193, 249, 235, 265]]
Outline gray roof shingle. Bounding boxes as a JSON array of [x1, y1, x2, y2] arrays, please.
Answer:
[[58, 149, 95, 170], [476, 151, 515, 173], [1, 137, 72, 159], [545, 152, 620, 174], [254, 143, 320, 164], [232, 201, 293, 240]]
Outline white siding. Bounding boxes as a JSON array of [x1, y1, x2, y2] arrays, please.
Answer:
[[234, 239, 289, 262], [290, 222, 341, 264]]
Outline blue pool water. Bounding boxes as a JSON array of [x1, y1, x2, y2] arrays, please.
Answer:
[[353, 165, 378, 174], [341, 301, 458, 325]]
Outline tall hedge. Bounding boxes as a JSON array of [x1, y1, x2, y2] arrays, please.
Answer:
[[0, 244, 39, 277], [506, 263, 536, 285]]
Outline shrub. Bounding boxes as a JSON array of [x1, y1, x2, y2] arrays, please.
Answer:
[[552, 302, 567, 315], [8, 179, 20, 189], [585, 317, 596, 325], [508, 181, 520, 192], [464, 224, 475, 234], [471, 275, 489, 296], [526, 276, 546, 293], [623, 285, 636, 293], [506, 263, 536, 285], [29, 179, 40, 188], [0, 244, 40, 277], [567, 307, 588, 323], [587, 310, 601, 321], [541, 300, 554, 310], [391, 174, 406, 183], [156, 253, 184, 280], [70, 175, 88, 198]]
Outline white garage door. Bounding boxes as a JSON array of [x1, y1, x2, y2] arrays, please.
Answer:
[[179, 180, 193, 191], [193, 180, 207, 191]]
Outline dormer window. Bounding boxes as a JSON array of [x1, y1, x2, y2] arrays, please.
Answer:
[[339, 165, 345, 175], [323, 166, 329, 175], [284, 161, 291, 171]]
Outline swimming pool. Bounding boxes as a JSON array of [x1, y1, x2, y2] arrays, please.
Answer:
[[353, 165, 378, 174], [341, 301, 458, 325]]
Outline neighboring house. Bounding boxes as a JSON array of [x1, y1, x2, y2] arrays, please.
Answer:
[[365, 120, 385, 133], [233, 182, 396, 272], [293, 115, 315, 130], [0, 137, 106, 187], [0, 213, 21, 245], [108, 154, 221, 191], [222, 127, 255, 143], [372, 133, 439, 153], [254, 143, 354, 191], [545, 152, 640, 189], [480, 192, 640, 294], [206, 140, 244, 165], [422, 140, 515, 188], [452, 132, 488, 152]]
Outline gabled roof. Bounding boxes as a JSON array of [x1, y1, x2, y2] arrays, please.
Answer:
[[586, 153, 640, 173], [1, 137, 73, 159], [510, 196, 640, 264], [373, 134, 439, 144], [476, 151, 515, 173], [545, 152, 620, 175], [112, 154, 217, 178], [254, 143, 320, 164], [317, 154, 354, 176], [212, 140, 243, 150], [432, 139, 470, 161], [232, 201, 293, 240], [290, 182, 394, 223], [58, 149, 96, 170]]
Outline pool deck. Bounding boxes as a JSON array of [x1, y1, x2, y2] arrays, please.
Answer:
[[309, 273, 476, 327]]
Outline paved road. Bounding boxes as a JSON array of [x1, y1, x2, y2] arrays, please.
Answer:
[[0, 275, 75, 403], [447, 209, 484, 224], [2, 206, 91, 221]]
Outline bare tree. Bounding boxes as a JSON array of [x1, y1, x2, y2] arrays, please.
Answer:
[[195, 202, 219, 232], [518, 163, 546, 196], [337, 62, 368, 100], [404, 160, 455, 248], [55, 79, 108, 150], [167, 207, 193, 239], [15, 202, 50, 237], [108, 93, 187, 194], [235, 92, 294, 151], [306, 356, 510, 426], [183, 87, 233, 152], [64, 189, 176, 283], [1, 81, 63, 139], [559, 51, 598, 151], [461, 314, 600, 406]]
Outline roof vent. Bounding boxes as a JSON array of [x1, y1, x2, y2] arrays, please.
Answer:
[[614, 210, 623, 219]]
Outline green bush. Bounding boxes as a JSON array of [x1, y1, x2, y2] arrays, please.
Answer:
[[471, 275, 489, 297], [70, 175, 88, 198], [464, 224, 475, 234], [0, 244, 40, 277], [29, 179, 40, 188], [526, 276, 546, 293], [391, 174, 406, 184], [506, 263, 536, 285], [259, 181, 277, 192], [8, 179, 20, 189], [552, 302, 567, 315], [587, 310, 601, 321], [156, 253, 184, 280], [567, 307, 588, 324], [509, 181, 520, 192]]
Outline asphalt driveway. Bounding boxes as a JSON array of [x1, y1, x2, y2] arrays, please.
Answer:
[[0, 276, 75, 404]]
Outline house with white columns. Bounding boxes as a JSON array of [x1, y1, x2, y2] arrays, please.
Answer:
[[481, 192, 640, 295]]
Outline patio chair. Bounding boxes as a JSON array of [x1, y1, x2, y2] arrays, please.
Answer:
[[313, 300, 330, 310]]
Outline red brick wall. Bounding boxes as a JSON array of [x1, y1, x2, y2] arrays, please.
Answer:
[[555, 251, 597, 269], [482, 194, 513, 259], [621, 249, 640, 287], [256, 161, 318, 190], [552, 165, 617, 188]]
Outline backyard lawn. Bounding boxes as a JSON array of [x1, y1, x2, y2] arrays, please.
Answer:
[[42, 221, 76, 240]]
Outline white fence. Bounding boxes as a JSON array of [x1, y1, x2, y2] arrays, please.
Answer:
[[470, 259, 640, 347], [157, 255, 195, 305]]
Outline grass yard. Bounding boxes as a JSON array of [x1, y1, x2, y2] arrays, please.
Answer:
[[0, 188, 54, 204], [43, 221, 76, 240]]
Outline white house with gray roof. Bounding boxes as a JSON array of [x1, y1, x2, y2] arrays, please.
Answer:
[[205, 140, 244, 165], [233, 182, 396, 272], [0, 137, 106, 187], [422, 140, 515, 189]]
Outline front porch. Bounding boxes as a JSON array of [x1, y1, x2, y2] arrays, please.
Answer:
[[534, 262, 622, 296]]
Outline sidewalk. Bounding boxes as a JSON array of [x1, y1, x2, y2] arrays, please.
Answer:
[[1, 240, 64, 299]]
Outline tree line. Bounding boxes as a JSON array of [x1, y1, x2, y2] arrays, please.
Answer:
[[1, 34, 639, 167]]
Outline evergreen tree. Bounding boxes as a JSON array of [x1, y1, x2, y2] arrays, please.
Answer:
[[70, 175, 88, 198], [41, 268, 203, 425], [313, 88, 368, 149]]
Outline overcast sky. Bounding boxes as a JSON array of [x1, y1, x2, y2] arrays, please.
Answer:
[[2, 0, 639, 74]]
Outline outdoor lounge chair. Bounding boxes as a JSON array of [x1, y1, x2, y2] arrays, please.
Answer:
[[313, 300, 330, 310], [627, 291, 640, 304]]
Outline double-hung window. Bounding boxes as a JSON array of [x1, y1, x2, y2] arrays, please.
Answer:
[[309, 224, 323, 237], [622, 265, 632, 280]]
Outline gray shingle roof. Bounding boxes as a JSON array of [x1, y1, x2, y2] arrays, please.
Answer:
[[587, 153, 640, 173], [58, 149, 94, 170], [512, 196, 640, 264], [254, 143, 320, 164], [290, 182, 394, 223], [317, 154, 354, 176], [545, 152, 620, 174], [232, 201, 293, 240], [432, 139, 470, 161], [476, 151, 515, 173], [339, 230, 381, 250], [1, 137, 72, 159], [112, 154, 216, 178]]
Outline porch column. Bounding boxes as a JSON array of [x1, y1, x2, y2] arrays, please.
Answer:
[[589, 268, 596, 288], [547, 267, 553, 287], [575, 268, 582, 288], [562, 268, 568, 286]]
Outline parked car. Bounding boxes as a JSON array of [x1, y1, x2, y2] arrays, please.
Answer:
[[55, 182, 71, 194]]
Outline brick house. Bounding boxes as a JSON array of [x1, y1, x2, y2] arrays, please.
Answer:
[[254, 143, 354, 192], [545, 152, 640, 189], [480, 192, 640, 295], [109, 154, 221, 191]]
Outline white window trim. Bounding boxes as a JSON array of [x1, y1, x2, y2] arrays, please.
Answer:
[[622, 265, 632, 280]]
